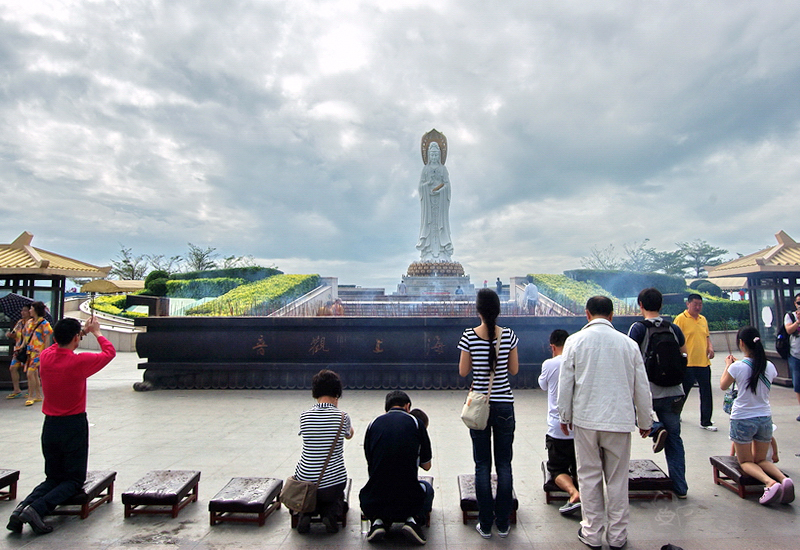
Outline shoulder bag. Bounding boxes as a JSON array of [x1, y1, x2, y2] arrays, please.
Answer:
[[280, 411, 345, 513], [461, 327, 504, 430], [14, 319, 44, 364]]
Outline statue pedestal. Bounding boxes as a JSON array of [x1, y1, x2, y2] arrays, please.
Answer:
[[399, 275, 474, 298]]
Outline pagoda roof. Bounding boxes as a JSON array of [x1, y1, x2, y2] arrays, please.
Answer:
[[706, 231, 800, 276], [0, 232, 111, 278], [80, 279, 145, 294]]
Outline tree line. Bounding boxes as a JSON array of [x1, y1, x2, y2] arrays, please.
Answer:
[[581, 239, 729, 278], [108, 243, 270, 280]]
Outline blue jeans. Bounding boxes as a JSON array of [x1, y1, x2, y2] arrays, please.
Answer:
[[682, 366, 713, 426], [470, 402, 515, 531], [651, 396, 687, 496]]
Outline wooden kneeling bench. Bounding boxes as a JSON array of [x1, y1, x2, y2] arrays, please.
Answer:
[[290, 478, 351, 529], [209, 477, 283, 527], [458, 474, 518, 524], [542, 459, 673, 503], [122, 470, 200, 518], [51, 470, 116, 519], [0, 469, 20, 501], [710, 455, 784, 498]]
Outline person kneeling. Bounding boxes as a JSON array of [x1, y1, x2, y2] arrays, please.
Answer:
[[360, 391, 433, 545]]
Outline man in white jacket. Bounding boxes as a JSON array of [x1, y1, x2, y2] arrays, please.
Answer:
[[557, 296, 653, 550]]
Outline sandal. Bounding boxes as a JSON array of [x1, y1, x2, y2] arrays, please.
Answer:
[[6, 392, 23, 399], [32, 398, 42, 403], [24, 400, 34, 406]]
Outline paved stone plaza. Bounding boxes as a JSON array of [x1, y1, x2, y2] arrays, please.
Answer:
[[2, 351, 798, 549]]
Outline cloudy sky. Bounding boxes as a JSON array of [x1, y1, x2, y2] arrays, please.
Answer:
[[2, 0, 799, 290]]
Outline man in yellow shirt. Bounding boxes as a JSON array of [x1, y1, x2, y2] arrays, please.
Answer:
[[673, 294, 716, 431]]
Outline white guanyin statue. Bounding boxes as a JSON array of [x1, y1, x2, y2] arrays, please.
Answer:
[[416, 131, 454, 262]]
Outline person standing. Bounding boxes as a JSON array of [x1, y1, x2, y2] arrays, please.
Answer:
[[783, 293, 800, 421], [627, 288, 689, 498], [538, 329, 581, 516], [5, 304, 31, 399], [673, 294, 717, 431], [7, 317, 115, 535], [360, 391, 433, 545], [558, 296, 652, 550], [23, 301, 52, 407], [458, 288, 519, 538]]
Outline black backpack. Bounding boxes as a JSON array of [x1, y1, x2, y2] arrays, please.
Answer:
[[639, 319, 687, 387], [776, 312, 795, 360]]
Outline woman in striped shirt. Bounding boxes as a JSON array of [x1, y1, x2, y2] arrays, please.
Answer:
[[458, 288, 519, 539], [294, 369, 354, 533]]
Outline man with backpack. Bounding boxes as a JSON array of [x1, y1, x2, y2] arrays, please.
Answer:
[[783, 293, 800, 421], [628, 288, 689, 499]]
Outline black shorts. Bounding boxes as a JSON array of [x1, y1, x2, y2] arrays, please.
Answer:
[[545, 434, 577, 480]]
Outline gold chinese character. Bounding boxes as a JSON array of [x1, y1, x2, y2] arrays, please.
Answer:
[[309, 335, 330, 355], [430, 335, 445, 355], [253, 335, 268, 356], [373, 339, 384, 354]]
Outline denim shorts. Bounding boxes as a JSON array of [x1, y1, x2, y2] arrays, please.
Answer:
[[729, 416, 773, 444]]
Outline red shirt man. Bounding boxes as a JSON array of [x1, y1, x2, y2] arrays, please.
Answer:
[[7, 317, 115, 535]]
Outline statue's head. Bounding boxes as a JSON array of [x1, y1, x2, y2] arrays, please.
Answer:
[[428, 142, 441, 164]]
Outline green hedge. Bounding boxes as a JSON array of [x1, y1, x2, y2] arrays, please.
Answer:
[[564, 269, 687, 297], [662, 296, 750, 331], [166, 278, 245, 299], [90, 295, 147, 319], [171, 266, 282, 282], [186, 274, 320, 316], [527, 274, 632, 315]]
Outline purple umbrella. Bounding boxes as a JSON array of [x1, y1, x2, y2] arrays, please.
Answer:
[[0, 293, 34, 324]]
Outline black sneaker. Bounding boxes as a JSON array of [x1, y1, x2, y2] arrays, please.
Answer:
[[652, 427, 668, 453], [402, 520, 427, 545], [18, 506, 52, 535], [366, 520, 386, 543], [558, 500, 581, 516]]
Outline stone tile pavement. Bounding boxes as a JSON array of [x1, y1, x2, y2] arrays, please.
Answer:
[[1, 351, 798, 549]]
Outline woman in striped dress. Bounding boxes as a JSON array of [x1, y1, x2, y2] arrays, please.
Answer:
[[294, 369, 354, 533], [458, 289, 519, 539]]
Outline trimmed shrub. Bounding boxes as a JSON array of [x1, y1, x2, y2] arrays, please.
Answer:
[[171, 266, 282, 282], [145, 270, 169, 288], [527, 274, 632, 315], [186, 274, 320, 316], [145, 277, 169, 297], [564, 269, 687, 297], [694, 280, 722, 297], [166, 278, 245, 299]]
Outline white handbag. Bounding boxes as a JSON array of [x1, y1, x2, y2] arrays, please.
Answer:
[[460, 327, 503, 430]]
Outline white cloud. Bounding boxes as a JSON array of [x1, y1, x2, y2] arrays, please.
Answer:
[[1, 0, 800, 289]]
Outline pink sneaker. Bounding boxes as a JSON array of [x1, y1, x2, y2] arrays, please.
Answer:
[[759, 482, 783, 505], [781, 478, 795, 504]]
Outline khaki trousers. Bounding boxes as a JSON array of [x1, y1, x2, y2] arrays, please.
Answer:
[[573, 427, 631, 548]]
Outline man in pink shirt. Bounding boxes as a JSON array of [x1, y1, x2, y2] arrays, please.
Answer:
[[7, 317, 115, 535]]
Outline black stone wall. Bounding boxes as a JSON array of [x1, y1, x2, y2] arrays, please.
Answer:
[[134, 315, 640, 390]]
